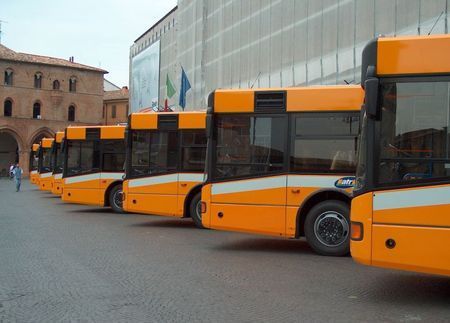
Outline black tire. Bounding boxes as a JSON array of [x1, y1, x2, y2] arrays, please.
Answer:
[[189, 192, 204, 229], [109, 184, 124, 213], [304, 200, 350, 257]]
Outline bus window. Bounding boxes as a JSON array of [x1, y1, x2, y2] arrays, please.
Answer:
[[181, 130, 207, 172], [131, 131, 151, 177], [214, 115, 286, 178], [149, 131, 178, 173], [102, 140, 126, 172], [291, 113, 359, 173], [67, 141, 100, 176], [378, 81, 450, 184]]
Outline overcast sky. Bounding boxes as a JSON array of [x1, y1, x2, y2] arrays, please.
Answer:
[[1, 0, 177, 87]]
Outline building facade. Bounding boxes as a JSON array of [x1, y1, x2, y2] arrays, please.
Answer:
[[130, 0, 449, 111], [0, 44, 107, 176], [103, 86, 129, 125]]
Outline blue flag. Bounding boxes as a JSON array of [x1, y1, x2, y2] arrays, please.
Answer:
[[179, 67, 191, 110]]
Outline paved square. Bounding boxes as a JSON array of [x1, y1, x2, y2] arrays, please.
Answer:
[[0, 180, 449, 322]]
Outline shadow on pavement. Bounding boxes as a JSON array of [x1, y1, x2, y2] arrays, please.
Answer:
[[362, 272, 450, 307], [130, 218, 196, 229], [213, 237, 314, 255], [68, 208, 112, 214]]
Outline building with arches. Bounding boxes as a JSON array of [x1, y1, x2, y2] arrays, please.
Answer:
[[0, 44, 107, 177]]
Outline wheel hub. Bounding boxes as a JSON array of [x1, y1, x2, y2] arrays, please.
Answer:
[[314, 211, 349, 247]]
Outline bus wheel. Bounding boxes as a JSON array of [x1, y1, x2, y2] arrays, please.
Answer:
[[109, 184, 124, 213], [189, 192, 204, 229], [304, 200, 350, 257]]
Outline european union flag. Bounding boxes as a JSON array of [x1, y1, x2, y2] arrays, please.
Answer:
[[179, 67, 191, 110]]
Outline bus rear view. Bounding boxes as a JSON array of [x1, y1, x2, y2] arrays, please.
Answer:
[[38, 138, 54, 191], [351, 34, 450, 276], [62, 125, 126, 212], [202, 86, 363, 256], [123, 111, 207, 227], [29, 144, 40, 185]]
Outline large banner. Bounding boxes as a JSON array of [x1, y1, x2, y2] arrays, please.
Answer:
[[130, 40, 160, 113]]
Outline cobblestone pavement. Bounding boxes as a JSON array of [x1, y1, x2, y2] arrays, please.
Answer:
[[0, 179, 449, 322]]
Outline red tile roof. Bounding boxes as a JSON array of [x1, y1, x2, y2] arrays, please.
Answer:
[[104, 88, 129, 101], [0, 44, 107, 74]]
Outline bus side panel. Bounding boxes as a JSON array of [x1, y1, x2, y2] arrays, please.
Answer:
[[62, 188, 103, 206], [210, 203, 286, 237], [62, 175, 101, 206], [350, 193, 373, 266], [125, 174, 179, 216], [286, 206, 299, 237], [51, 174, 63, 195], [125, 194, 179, 216], [100, 173, 124, 205], [371, 185, 450, 276], [372, 224, 450, 277], [39, 173, 53, 191], [208, 176, 287, 236]]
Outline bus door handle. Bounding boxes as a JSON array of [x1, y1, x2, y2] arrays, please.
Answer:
[[291, 188, 300, 194], [101, 180, 107, 184], [180, 183, 187, 187]]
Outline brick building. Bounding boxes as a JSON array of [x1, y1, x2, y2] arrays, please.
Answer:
[[103, 86, 129, 125], [0, 44, 107, 177]]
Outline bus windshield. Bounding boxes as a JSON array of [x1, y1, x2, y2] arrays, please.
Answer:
[[377, 80, 450, 186], [52, 143, 64, 174], [40, 148, 52, 173], [66, 140, 100, 176], [30, 150, 38, 171]]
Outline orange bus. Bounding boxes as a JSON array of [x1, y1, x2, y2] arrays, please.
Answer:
[[351, 34, 450, 276], [50, 131, 65, 195], [38, 137, 54, 191], [122, 111, 207, 227], [201, 86, 363, 256], [62, 125, 126, 212], [29, 143, 40, 184]]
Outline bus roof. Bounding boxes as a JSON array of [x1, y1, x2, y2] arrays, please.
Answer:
[[54, 131, 64, 143], [130, 111, 206, 130], [40, 138, 54, 148], [65, 125, 126, 140], [32, 143, 40, 152], [361, 34, 450, 85], [210, 85, 363, 113]]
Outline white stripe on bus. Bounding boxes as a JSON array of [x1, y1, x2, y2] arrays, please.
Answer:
[[128, 174, 179, 188], [54, 174, 63, 180], [101, 172, 124, 180], [31, 170, 38, 175], [64, 173, 101, 184], [211, 176, 287, 195], [373, 185, 450, 211], [40, 173, 52, 178], [287, 175, 345, 188], [178, 173, 205, 182]]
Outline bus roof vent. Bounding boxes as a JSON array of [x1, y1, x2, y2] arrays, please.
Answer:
[[86, 128, 100, 140], [255, 91, 286, 112], [158, 115, 178, 130]]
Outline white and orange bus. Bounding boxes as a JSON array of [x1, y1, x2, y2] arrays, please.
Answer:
[[50, 131, 64, 195], [38, 137, 54, 191], [122, 111, 207, 227], [29, 143, 40, 184], [61, 125, 126, 212], [351, 34, 450, 276], [201, 86, 363, 256]]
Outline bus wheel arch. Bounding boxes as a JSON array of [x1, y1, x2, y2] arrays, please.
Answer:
[[104, 181, 123, 213], [183, 184, 204, 228], [296, 189, 351, 239]]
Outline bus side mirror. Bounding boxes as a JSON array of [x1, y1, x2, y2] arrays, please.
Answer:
[[364, 78, 379, 119]]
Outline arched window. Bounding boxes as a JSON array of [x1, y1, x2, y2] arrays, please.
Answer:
[[34, 72, 42, 88], [68, 105, 75, 121], [33, 102, 41, 119], [53, 80, 60, 90], [69, 77, 77, 92], [3, 99, 12, 117], [4, 68, 13, 86]]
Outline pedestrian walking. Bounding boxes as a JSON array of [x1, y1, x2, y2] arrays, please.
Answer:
[[12, 163, 23, 192]]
